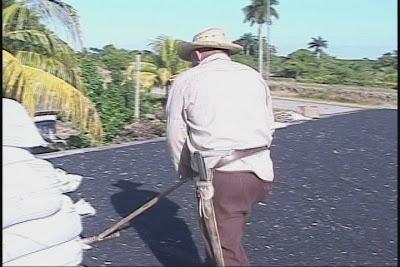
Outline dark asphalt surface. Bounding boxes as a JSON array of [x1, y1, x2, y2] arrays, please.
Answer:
[[48, 109, 398, 267]]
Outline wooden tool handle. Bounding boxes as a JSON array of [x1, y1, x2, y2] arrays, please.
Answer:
[[97, 177, 191, 240]]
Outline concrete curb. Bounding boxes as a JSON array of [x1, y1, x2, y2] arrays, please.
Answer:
[[36, 97, 395, 160], [271, 96, 397, 109], [36, 137, 167, 159]]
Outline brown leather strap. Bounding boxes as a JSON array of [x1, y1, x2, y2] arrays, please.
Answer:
[[213, 146, 269, 169]]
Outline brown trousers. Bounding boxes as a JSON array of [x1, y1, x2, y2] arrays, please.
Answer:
[[200, 170, 273, 266]]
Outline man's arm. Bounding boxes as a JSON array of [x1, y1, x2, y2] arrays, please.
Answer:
[[259, 76, 275, 139], [166, 78, 194, 178], [265, 82, 275, 138]]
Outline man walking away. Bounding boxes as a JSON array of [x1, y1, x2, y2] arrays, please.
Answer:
[[166, 27, 275, 266]]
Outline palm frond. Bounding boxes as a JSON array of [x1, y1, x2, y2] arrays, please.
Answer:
[[3, 50, 102, 143], [242, 6, 257, 25], [157, 68, 172, 86], [140, 72, 158, 90], [243, 0, 279, 25], [3, 2, 25, 31], [148, 35, 169, 53], [23, 0, 83, 49], [14, 51, 82, 88], [308, 36, 328, 50], [126, 61, 158, 74], [4, 29, 73, 54], [125, 62, 158, 90]]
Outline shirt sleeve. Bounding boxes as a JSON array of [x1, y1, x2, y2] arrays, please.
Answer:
[[258, 76, 275, 139], [166, 77, 194, 178], [265, 82, 275, 138]]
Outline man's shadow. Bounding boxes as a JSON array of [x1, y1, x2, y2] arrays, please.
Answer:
[[111, 180, 202, 266]]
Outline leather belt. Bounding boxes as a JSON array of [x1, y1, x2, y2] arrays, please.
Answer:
[[213, 146, 270, 169]]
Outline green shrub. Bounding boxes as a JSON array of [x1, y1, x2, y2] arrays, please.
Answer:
[[66, 133, 94, 148]]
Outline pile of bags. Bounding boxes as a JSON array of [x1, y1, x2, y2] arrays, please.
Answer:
[[3, 98, 96, 266]]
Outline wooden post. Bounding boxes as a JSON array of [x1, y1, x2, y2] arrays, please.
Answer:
[[134, 54, 141, 120]]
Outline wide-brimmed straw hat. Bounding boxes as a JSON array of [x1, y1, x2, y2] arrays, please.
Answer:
[[178, 28, 243, 61]]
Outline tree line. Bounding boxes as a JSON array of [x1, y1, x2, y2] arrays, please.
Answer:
[[2, 0, 397, 147], [232, 33, 397, 88], [239, 0, 397, 87]]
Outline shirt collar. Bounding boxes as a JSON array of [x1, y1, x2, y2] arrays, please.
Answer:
[[199, 53, 231, 65]]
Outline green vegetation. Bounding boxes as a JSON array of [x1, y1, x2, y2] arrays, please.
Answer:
[[239, 1, 396, 88], [2, 0, 397, 149], [125, 36, 191, 96], [232, 36, 397, 89], [77, 39, 189, 144], [79, 51, 133, 142], [275, 49, 397, 88], [2, 0, 103, 143]]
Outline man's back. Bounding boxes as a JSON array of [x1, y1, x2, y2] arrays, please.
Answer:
[[184, 54, 274, 151], [167, 53, 275, 180]]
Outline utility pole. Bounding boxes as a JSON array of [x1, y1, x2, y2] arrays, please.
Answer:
[[266, 0, 271, 81], [134, 54, 141, 120]]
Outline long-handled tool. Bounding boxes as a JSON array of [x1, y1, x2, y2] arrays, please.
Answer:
[[82, 177, 191, 245]]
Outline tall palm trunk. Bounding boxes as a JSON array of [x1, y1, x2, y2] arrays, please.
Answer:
[[266, 22, 271, 80], [316, 50, 321, 60], [266, 0, 271, 80], [257, 23, 263, 75]]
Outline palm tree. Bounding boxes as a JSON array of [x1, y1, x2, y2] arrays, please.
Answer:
[[124, 37, 190, 113], [2, 0, 103, 142], [308, 36, 328, 60], [234, 33, 258, 56], [243, 0, 279, 77], [149, 36, 178, 96], [149, 35, 190, 96], [126, 36, 190, 97], [125, 60, 158, 92]]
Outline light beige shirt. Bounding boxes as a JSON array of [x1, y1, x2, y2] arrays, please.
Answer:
[[166, 53, 275, 181]]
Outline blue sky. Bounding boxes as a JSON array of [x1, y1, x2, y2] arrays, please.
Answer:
[[61, 0, 397, 59]]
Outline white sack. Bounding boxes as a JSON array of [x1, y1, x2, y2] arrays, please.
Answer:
[[4, 148, 83, 193], [53, 168, 83, 193], [73, 198, 97, 216], [272, 121, 289, 129], [3, 155, 65, 227], [2, 146, 35, 165], [3, 162, 63, 196], [3, 189, 62, 228], [3, 238, 83, 266], [59, 195, 96, 216], [2, 98, 47, 148], [3, 195, 83, 263]]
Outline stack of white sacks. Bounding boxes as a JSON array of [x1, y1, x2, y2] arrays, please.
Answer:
[[3, 98, 96, 266]]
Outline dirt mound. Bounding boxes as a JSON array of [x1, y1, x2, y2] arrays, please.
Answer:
[[269, 80, 397, 107], [113, 119, 166, 143]]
